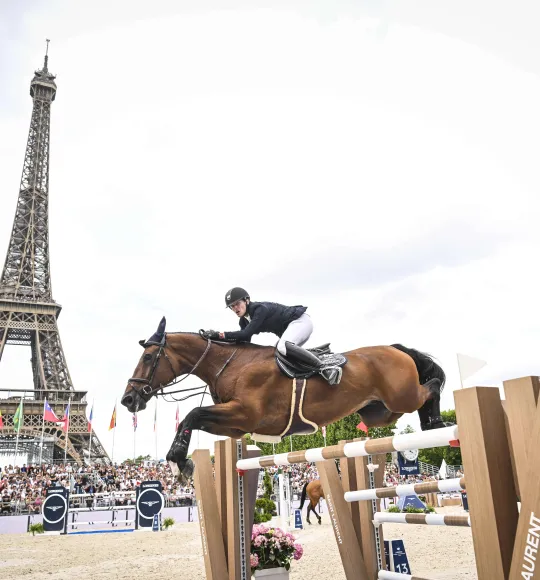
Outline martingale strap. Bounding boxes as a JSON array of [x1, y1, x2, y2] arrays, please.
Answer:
[[281, 378, 318, 438]]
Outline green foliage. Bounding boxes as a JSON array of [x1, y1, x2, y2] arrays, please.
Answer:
[[162, 517, 175, 530], [403, 505, 426, 513], [248, 413, 398, 457], [263, 472, 273, 499], [254, 512, 272, 524], [418, 410, 462, 467], [386, 504, 433, 514], [29, 523, 44, 536], [121, 454, 152, 466], [247, 407, 461, 477], [254, 498, 275, 523]]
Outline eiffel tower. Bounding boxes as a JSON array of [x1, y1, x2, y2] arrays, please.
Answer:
[[0, 43, 109, 465]]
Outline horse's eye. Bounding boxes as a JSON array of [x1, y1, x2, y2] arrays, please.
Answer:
[[143, 354, 152, 363]]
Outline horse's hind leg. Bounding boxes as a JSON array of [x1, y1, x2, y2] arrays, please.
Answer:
[[308, 503, 319, 525], [313, 500, 322, 524], [306, 505, 311, 525], [417, 378, 450, 430]]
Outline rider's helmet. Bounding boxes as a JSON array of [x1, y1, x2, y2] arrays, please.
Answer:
[[225, 287, 250, 308]]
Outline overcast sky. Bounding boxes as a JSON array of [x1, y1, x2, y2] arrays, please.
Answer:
[[0, 1, 539, 463]]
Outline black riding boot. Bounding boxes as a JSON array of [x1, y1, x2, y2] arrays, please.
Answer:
[[284, 342, 342, 385], [284, 342, 322, 369]]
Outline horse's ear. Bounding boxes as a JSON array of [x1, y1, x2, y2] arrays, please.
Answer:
[[157, 316, 166, 336], [139, 339, 147, 347], [144, 316, 167, 345]]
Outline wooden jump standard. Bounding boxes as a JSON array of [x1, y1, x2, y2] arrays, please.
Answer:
[[192, 381, 540, 580]]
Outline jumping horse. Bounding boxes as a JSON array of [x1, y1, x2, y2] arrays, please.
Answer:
[[299, 480, 324, 525], [121, 318, 447, 482]]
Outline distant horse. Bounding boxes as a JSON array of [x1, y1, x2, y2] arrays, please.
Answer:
[[299, 480, 324, 525], [121, 318, 447, 482]]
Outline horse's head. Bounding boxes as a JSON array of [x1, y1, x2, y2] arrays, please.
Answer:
[[121, 317, 176, 413]]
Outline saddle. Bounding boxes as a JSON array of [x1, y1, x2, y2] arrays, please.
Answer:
[[275, 343, 347, 386]]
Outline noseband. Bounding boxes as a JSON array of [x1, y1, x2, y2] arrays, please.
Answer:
[[128, 334, 212, 399]]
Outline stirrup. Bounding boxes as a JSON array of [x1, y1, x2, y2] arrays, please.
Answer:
[[320, 366, 342, 385]]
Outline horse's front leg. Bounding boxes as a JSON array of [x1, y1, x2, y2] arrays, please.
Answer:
[[166, 402, 251, 482]]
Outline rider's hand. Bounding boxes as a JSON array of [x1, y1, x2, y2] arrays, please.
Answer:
[[202, 329, 220, 340]]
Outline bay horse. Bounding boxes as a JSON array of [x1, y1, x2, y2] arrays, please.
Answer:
[[299, 480, 324, 525], [121, 318, 446, 482]]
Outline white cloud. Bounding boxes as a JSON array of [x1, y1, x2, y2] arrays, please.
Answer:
[[0, 2, 539, 460]]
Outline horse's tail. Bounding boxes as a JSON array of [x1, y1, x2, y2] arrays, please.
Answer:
[[391, 344, 446, 393], [299, 482, 309, 510]]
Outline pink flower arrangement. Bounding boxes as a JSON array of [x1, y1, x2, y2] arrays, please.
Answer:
[[250, 525, 303, 571]]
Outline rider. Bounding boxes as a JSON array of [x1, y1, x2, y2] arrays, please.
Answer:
[[201, 287, 323, 370]]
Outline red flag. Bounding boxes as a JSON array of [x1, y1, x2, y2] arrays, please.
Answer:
[[321, 425, 326, 437], [109, 404, 117, 431], [175, 404, 179, 432], [44, 399, 60, 423], [59, 402, 70, 433], [0, 409, 3, 429], [357, 421, 368, 434], [87, 402, 94, 433]]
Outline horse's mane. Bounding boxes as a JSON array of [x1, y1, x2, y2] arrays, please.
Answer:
[[167, 332, 272, 351]]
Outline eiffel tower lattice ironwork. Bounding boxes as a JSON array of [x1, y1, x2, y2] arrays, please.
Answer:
[[0, 44, 109, 465]]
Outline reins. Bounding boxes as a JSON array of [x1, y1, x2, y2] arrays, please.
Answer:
[[130, 333, 238, 407]]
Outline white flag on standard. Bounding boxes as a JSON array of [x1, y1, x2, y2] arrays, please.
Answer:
[[457, 353, 487, 384], [439, 458, 448, 480]]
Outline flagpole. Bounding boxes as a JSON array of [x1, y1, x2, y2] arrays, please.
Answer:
[[154, 399, 158, 462], [14, 396, 23, 461], [88, 399, 94, 465], [133, 415, 136, 462], [111, 400, 117, 464], [64, 396, 71, 464], [39, 398, 46, 465], [457, 354, 464, 389], [112, 422, 116, 464]]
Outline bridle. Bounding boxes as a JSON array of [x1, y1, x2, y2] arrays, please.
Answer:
[[128, 333, 212, 400]]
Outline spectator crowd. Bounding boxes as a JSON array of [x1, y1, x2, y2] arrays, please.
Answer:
[[2, 457, 463, 516], [0, 461, 195, 516], [263, 461, 463, 499]]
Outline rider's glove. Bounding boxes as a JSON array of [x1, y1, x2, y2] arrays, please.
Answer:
[[202, 329, 220, 340]]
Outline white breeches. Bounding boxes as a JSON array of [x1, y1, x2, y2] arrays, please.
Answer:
[[277, 313, 313, 355]]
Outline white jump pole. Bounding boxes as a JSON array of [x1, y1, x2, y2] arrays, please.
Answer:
[[345, 477, 466, 502], [378, 572, 414, 580], [237, 425, 459, 471], [373, 512, 471, 527]]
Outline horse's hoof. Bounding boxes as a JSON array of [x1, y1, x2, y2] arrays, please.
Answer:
[[182, 458, 195, 479], [168, 461, 180, 479], [170, 457, 194, 484], [318, 519, 321, 525]]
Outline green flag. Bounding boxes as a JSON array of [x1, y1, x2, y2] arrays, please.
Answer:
[[13, 399, 24, 431]]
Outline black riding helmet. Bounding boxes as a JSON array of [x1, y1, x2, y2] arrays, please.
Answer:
[[225, 287, 250, 308]]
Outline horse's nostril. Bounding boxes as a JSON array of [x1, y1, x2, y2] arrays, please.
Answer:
[[122, 395, 133, 407]]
